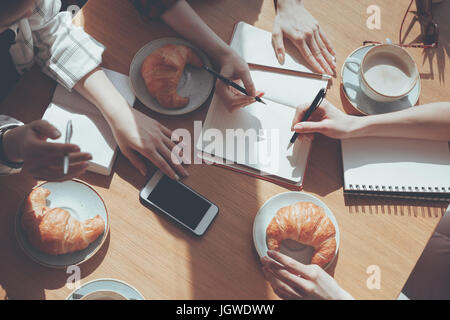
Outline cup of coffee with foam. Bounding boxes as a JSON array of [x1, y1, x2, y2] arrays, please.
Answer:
[[344, 44, 419, 103]]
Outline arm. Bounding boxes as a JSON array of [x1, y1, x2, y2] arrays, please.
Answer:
[[74, 68, 188, 180], [292, 100, 450, 141], [272, 0, 336, 75]]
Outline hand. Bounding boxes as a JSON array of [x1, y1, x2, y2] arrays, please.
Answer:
[[111, 108, 189, 180], [272, 0, 336, 75], [291, 99, 359, 139], [216, 51, 260, 112], [261, 250, 354, 300], [2, 120, 91, 181]]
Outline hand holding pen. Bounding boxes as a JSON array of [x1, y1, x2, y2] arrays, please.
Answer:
[[206, 51, 265, 111], [288, 88, 326, 149]]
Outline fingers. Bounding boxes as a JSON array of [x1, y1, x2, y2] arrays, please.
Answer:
[[240, 68, 256, 97], [216, 81, 255, 111], [159, 142, 189, 178], [150, 151, 181, 180], [296, 40, 325, 75], [319, 28, 336, 56], [272, 22, 286, 65], [262, 255, 312, 297], [267, 250, 315, 279], [34, 142, 81, 158], [30, 120, 61, 140], [293, 121, 327, 135], [262, 265, 302, 300], [313, 30, 336, 73]]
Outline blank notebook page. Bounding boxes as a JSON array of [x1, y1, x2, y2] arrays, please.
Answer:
[[341, 137, 450, 192], [200, 95, 311, 182]]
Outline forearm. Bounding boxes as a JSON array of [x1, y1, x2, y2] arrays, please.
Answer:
[[74, 68, 136, 132], [161, 0, 233, 63], [351, 102, 450, 141]]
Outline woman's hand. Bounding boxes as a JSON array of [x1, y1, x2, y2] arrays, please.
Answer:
[[216, 51, 260, 112], [261, 250, 354, 300], [273, 0, 336, 75], [110, 108, 189, 180], [2, 120, 91, 181], [291, 99, 359, 139]]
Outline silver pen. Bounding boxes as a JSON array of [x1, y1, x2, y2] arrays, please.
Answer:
[[63, 120, 73, 175]]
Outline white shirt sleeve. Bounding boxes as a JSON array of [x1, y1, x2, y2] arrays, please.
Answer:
[[28, 0, 105, 90]]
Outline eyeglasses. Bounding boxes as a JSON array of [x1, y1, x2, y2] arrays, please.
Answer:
[[363, 0, 439, 49]]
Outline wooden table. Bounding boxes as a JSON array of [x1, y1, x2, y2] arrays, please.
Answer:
[[0, 0, 449, 300]]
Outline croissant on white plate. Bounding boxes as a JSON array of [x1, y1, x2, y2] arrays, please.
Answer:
[[141, 44, 203, 109], [266, 201, 336, 268], [21, 187, 105, 255]]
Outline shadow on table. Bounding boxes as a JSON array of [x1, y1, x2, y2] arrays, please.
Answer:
[[400, 0, 449, 83], [344, 194, 448, 218]]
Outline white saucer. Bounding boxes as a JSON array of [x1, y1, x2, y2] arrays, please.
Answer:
[[15, 179, 109, 268], [66, 278, 144, 300], [253, 192, 340, 270], [129, 37, 215, 116], [341, 45, 421, 115]]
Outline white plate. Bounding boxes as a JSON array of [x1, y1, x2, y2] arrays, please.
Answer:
[[341, 45, 421, 115], [129, 37, 215, 116], [66, 278, 144, 300], [253, 192, 340, 269], [15, 179, 109, 268]]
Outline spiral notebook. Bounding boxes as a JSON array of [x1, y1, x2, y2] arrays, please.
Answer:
[[341, 137, 450, 200], [196, 22, 328, 189]]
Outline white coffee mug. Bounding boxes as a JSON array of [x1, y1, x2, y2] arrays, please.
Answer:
[[344, 44, 419, 103]]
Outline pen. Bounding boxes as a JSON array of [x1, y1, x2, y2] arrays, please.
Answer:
[[287, 88, 326, 150], [203, 65, 266, 104], [63, 120, 73, 175], [248, 63, 332, 81]]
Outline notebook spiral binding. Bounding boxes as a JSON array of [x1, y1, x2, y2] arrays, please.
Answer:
[[345, 184, 450, 202]]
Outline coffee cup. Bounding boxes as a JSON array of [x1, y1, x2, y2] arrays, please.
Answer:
[[344, 44, 419, 102], [80, 290, 128, 300]]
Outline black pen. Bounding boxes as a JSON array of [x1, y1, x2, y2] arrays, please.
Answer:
[[203, 65, 265, 104], [287, 88, 326, 150]]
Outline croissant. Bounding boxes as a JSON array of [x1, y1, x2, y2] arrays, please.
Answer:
[[141, 44, 203, 109], [21, 187, 105, 255], [266, 202, 336, 268]]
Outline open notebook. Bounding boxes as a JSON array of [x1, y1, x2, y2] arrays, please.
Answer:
[[341, 137, 450, 200], [196, 22, 329, 189], [42, 68, 136, 176]]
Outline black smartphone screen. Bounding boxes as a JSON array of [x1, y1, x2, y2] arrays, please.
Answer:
[[147, 176, 212, 230]]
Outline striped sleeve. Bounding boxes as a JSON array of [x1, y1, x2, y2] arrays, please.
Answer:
[[28, 0, 105, 90]]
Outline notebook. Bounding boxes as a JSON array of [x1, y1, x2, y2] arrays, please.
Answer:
[[341, 137, 450, 200], [42, 68, 136, 176], [196, 22, 329, 189]]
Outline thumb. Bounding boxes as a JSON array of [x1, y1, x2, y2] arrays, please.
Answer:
[[293, 121, 327, 134], [240, 69, 256, 97], [272, 24, 285, 65], [31, 120, 61, 140]]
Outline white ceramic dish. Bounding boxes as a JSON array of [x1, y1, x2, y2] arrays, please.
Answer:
[[253, 192, 340, 269], [129, 37, 215, 116], [66, 278, 144, 300], [341, 45, 420, 115], [15, 179, 109, 268]]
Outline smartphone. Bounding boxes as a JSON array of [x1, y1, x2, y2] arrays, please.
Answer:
[[139, 170, 219, 236]]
